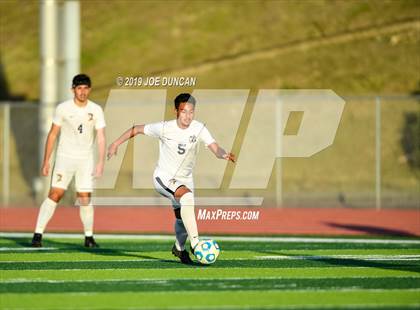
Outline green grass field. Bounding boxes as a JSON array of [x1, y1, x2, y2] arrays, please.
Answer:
[[1, 234, 419, 309]]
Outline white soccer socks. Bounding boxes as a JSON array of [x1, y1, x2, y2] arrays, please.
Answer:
[[174, 218, 188, 251], [35, 198, 57, 234], [180, 192, 199, 249], [35, 198, 94, 237], [79, 204, 94, 237]]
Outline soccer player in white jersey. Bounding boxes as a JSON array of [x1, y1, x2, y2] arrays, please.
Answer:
[[31, 74, 106, 248], [107, 93, 235, 264]]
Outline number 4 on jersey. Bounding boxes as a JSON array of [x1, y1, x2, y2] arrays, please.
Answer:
[[78, 124, 83, 134]]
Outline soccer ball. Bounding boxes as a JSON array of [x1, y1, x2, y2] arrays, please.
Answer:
[[193, 239, 220, 265]]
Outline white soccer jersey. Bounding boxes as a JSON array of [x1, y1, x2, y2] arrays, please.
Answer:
[[53, 99, 106, 159], [144, 120, 215, 179]]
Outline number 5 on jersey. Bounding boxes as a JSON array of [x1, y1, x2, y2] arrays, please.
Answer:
[[177, 144, 186, 155]]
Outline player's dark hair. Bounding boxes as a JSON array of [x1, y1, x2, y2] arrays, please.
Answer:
[[72, 74, 91, 88], [174, 93, 196, 110]]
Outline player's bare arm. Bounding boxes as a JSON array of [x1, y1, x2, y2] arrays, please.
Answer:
[[208, 142, 235, 163], [107, 124, 145, 159], [41, 124, 61, 176], [93, 128, 106, 177]]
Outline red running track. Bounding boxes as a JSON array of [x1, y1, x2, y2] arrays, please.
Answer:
[[1, 206, 419, 236]]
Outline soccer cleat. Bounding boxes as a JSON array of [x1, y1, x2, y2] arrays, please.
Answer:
[[172, 244, 193, 265], [84, 236, 99, 248], [31, 233, 43, 247]]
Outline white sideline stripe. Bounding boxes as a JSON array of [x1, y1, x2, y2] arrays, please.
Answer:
[[257, 255, 420, 261], [217, 236, 420, 244], [1, 232, 420, 244], [6, 303, 418, 310], [51, 304, 420, 310], [84, 301, 420, 310], [5, 303, 419, 310], [2, 255, 420, 263], [4, 267, 419, 273], [2, 275, 419, 284], [0, 247, 57, 251], [0, 259, 156, 263], [90, 196, 264, 206]]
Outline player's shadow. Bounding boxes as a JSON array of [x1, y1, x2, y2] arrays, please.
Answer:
[[324, 222, 417, 237], [0, 237, 202, 266], [255, 249, 420, 274], [0, 237, 159, 261]]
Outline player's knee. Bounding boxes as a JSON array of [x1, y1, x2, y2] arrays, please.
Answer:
[[77, 196, 90, 206], [48, 188, 64, 203], [174, 186, 191, 200], [174, 208, 181, 219], [78, 198, 91, 206], [77, 193, 91, 206]]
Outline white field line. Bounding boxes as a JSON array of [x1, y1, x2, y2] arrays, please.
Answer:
[[7, 304, 420, 310], [257, 255, 420, 261], [0, 247, 57, 251], [1, 232, 420, 244], [2, 288, 420, 294], [0, 266, 410, 270], [2, 275, 420, 284], [1, 254, 420, 263], [0, 259, 157, 263], [6, 304, 420, 310], [71, 302, 420, 310], [217, 236, 420, 244], [3, 267, 419, 273], [0, 266, 409, 272]]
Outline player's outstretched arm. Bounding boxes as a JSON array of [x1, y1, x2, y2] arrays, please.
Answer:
[[107, 125, 145, 159], [41, 124, 61, 176], [208, 142, 235, 163]]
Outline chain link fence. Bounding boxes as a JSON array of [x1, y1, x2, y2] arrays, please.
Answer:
[[0, 95, 418, 208]]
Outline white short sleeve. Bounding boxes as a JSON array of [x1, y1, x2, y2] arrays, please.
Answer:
[[144, 122, 164, 138], [95, 106, 106, 129], [52, 104, 64, 126], [199, 126, 216, 146]]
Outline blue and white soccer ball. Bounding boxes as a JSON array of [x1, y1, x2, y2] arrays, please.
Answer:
[[193, 239, 220, 265]]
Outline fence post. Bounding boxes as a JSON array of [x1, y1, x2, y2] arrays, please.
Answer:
[[2, 104, 10, 206], [275, 94, 283, 207], [375, 96, 381, 210]]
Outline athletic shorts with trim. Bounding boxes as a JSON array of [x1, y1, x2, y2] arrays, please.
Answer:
[[51, 155, 95, 192], [153, 171, 194, 209]]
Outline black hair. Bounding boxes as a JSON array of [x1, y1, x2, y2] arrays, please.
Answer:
[[174, 93, 196, 110], [72, 74, 91, 88]]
